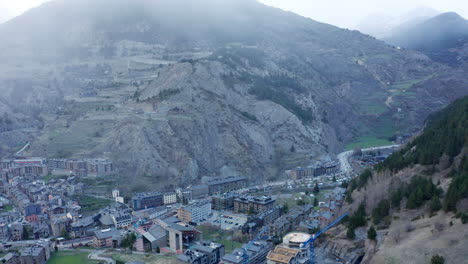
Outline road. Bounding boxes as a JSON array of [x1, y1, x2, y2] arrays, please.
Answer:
[[59, 236, 94, 248], [87, 250, 116, 264], [337, 144, 400, 173], [14, 142, 30, 156]]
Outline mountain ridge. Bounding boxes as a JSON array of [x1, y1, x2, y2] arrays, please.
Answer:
[[386, 12, 468, 66]]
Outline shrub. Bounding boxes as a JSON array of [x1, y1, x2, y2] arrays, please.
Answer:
[[431, 255, 445, 264]]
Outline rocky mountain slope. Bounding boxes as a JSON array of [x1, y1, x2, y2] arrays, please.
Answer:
[[0, 0, 467, 191], [386, 12, 468, 66], [332, 96, 468, 263]]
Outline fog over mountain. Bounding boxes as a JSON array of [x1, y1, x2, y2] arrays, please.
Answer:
[[356, 6, 441, 39], [386, 12, 468, 66]]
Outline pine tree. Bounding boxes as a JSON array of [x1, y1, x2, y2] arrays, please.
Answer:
[[313, 198, 318, 207], [22, 226, 29, 240], [367, 226, 377, 240], [430, 197, 442, 213], [346, 227, 355, 239], [313, 183, 320, 194]]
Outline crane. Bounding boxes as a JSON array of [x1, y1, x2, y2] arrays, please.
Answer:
[[301, 213, 349, 264], [242, 226, 269, 264]]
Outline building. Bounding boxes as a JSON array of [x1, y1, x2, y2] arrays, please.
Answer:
[[177, 200, 212, 224], [110, 210, 132, 229], [156, 217, 202, 253], [278, 232, 311, 264], [3, 158, 48, 177], [47, 158, 113, 177], [221, 241, 271, 264], [178, 241, 225, 264], [132, 192, 164, 210], [0, 253, 19, 264], [24, 203, 42, 218], [176, 188, 193, 202], [205, 176, 247, 195], [50, 218, 71, 237], [85, 159, 114, 177], [93, 228, 122, 248], [71, 216, 97, 238], [163, 192, 177, 205], [142, 225, 167, 252], [190, 185, 209, 199], [10, 223, 23, 241], [286, 162, 340, 180], [98, 203, 132, 229], [0, 223, 10, 241], [211, 192, 235, 211], [267, 246, 300, 264], [19, 245, 48, 264], [234, 195, 275, 214], [133, 206, 171, 222]]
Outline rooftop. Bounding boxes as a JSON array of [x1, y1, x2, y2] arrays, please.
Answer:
[[283, 232, 311, 243], [267, 246, 299, 264]]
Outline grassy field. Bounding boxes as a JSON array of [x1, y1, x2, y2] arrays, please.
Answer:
[[195, 225, 246, 253], [78, 195, 112, 212], [216, 239, 243, 253], [346, 137, 393, 150], [111, 252, 179, 264], [43, 173, 69, 183], [48, 251, 99, 264], [2, 204, 13, 212], [196, 225, 232, 241]]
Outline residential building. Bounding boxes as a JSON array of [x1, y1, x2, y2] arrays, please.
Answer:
[[205, 176, 247, 195], [221, 241, 271, 264], [176, 189, 193, 202], [234, 195, 275, 214], [10, 223, 23, 241], [132, 192, 164, 210], [163, 192, 177, 205], [211, 192, 235, 211], [177, 200, 212, 224], [0, 223, 10, 241], [178, 241, 225, 264], [93, 228, 121, 248], [19, 245, 48, 264], [71, 216, 97, 238], [50, 218, 71, 237]]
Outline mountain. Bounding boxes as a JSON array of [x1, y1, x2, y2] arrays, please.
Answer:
[[386, 12, 468, 66], [333, 96, 468, 263], [356, 6, 440, 39], [0, 0, 467, 192]]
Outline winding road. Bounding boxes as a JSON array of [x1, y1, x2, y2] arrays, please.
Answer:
[[337, 144, 400, 173]]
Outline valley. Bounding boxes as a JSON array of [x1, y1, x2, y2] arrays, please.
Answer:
[[0, 1, 467, 263]]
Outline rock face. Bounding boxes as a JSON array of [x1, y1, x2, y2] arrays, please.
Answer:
[[0, 0, 467, 191]]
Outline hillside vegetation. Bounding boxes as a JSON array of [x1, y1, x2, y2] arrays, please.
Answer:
[[339, 96, 468, 263]]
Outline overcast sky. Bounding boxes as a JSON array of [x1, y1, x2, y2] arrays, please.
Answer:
[[1, 0, 467, 27]]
